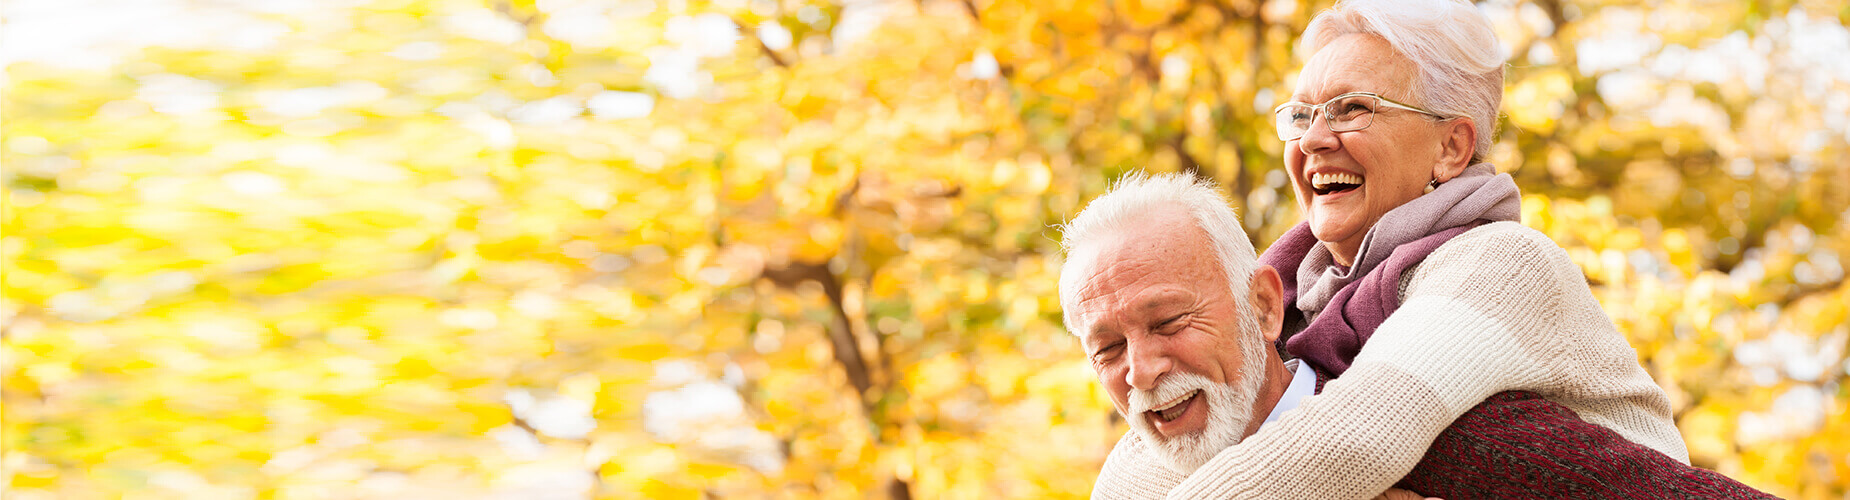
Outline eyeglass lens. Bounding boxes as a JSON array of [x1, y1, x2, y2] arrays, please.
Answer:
[[1274, 94, 1380, 141]]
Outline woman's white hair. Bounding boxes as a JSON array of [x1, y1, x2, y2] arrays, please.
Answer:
[[1301, 0, 1505, 161], [1057, 172, 1261, 338]]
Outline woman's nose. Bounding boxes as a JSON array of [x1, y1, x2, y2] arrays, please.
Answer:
[[1297, 114, 1342, 155]]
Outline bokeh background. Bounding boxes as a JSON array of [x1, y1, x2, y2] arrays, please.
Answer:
[[2, 0, 1847, 498]]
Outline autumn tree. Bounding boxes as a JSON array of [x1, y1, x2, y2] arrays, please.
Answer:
[[3, 0, 1846, 498]]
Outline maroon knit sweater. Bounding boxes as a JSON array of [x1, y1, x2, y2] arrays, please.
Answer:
[[1306, 374, 1776, 499]]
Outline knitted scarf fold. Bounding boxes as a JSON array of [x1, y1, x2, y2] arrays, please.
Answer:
[[1261, 163, 1522, 375]]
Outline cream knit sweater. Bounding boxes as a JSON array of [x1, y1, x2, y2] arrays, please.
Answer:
[[1091, 222, 1688, 500]]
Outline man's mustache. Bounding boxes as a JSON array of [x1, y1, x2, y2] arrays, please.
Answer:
[[1129, 371, 1212, 414]]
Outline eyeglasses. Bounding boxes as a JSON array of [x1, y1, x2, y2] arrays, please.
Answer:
[[1272, 92, 1450, 142]]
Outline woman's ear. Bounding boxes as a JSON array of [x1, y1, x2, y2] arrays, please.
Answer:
[[1432, 118, 1477, 181]]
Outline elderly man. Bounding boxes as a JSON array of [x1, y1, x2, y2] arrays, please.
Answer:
[[1059, 173, 1772, 499]]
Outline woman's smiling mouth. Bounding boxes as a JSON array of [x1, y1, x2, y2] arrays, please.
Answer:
[[1311, 171, 1364, 195]]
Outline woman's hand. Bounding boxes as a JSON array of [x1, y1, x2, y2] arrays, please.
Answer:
[[1373, 488, 1440, 500]]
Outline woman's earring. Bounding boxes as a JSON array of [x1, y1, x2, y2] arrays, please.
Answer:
[[1424, 179, 1440, 194]]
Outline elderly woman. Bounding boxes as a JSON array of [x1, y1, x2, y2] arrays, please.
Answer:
[[1093, 0, 1690, 498]]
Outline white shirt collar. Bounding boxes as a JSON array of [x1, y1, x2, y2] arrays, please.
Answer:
[[1262, 358, 1317, 427]]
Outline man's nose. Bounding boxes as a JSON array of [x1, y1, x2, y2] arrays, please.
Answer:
[[1297, 114, 1342, 155], [1125, 340, 1172, 391]]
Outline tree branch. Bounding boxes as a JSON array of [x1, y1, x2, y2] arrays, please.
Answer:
[[761, 258, 911, 500], [762, 261, 873, 400], [733, 16, 792, 68]]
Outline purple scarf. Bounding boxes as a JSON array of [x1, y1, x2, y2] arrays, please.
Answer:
[[1262, 163, 1521, 376]]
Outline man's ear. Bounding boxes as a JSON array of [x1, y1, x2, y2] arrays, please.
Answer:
[[1432, 117, 1477, 182], [1248, 265, 1286, 343]]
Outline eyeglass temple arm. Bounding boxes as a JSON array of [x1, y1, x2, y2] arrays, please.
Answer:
[[1373, 96, 1446, 118]]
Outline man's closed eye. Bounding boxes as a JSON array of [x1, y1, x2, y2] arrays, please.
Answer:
[[1093, 342, 1123, 361], [1155, 314, 1188, 333]]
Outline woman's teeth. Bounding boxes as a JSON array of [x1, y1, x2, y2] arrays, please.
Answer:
[[1311, 172, 1363, 193]]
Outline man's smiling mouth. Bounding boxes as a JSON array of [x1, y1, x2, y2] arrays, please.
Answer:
[[1148, 389, 1201, 423]]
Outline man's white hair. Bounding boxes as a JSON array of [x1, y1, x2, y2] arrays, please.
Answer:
[[1301, 0, 1505, 161], [1057, 172, 1261, 339]]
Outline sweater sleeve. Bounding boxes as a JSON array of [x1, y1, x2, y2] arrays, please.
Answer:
[[1164, 222, 1682, 499], [1093, 433, 1183, 500]]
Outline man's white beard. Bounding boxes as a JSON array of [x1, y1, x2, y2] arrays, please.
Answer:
[[1124, 337, 1267, 474]]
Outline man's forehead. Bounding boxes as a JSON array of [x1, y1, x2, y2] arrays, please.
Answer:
[[1064, 203, 1212, 333], [1073, 241, 1213, 343], [1078, 287, 1196, 330]]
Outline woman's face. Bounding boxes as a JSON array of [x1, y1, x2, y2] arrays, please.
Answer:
[[1284, 34, 1454, 265]]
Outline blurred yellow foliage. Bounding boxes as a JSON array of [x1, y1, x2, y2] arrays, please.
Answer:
[[3, 0, 1849, 499]]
